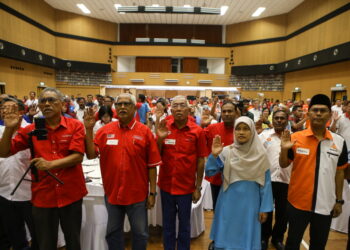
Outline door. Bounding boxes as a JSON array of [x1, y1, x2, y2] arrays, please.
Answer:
[[292, 92, 301, 101], [331, 91, 347, 102]]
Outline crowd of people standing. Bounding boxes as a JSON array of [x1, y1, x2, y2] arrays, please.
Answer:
[[0, 88, 349, 250]]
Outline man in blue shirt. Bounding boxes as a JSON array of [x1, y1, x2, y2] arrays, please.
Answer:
[[137, 94, 150, 124]]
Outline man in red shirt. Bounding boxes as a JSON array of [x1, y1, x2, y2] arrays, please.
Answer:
[[84, 93, 161, 250], [157, 95, 206, 250], [0, 87, 87, 250]]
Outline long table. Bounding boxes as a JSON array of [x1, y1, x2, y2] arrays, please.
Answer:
[[76, 160, 209, 250]]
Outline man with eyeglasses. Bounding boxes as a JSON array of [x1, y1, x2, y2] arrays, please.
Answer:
[[156, 95, 206, 250], [84, 93, 161, 250], [280, 94, 348, 250], [0, 87, 87, 250]]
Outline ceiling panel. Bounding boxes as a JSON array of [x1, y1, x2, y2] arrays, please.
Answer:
[[45, 0, 304, 25]]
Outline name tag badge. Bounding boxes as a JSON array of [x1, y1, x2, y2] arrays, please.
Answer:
[[106, 139, 118, 145], [296, 147, 310, 155], [164, 139, 176, 145]]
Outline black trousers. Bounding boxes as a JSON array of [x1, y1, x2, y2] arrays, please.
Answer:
[[0, 195, 37, 250], [32, 199, 82, 250], [210, 184, 221, 212], [0, 215, 10, 250], [285, 202, 332, 250], [261, 182, 289, 243]]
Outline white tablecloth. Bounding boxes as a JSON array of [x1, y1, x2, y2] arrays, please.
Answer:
[[77, 160, 208, 250], [331, 181, 350, 233]]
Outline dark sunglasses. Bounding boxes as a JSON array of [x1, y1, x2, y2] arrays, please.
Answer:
[[39, 97, 59, 104]]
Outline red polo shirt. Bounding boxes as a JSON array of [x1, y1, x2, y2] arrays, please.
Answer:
[[11, 116, 87, 208], [94, 119, 162, 205], [204, 122, 234, 186], [158, 117, 207, 195]]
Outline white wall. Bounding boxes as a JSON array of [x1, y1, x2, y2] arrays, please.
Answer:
[[117, 56, 136, 72], [207, 58, 225, 74]]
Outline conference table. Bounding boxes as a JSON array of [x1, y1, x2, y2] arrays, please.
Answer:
[[64, 158, 210, 250]]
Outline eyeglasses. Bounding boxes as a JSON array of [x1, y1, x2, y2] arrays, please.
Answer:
[[39, 97, 59, 104], [171, 103, 187, 109], [309, 108, 329, 114], [115, 102, 133, 108]]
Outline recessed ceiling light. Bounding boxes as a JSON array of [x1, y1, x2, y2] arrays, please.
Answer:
[[252, 7, 266, 17], [114, 4, 122, 10], [184, 5, 191, 8], [120, 12, 126, 14], [152, 4, 160, 7], [76, 3, 91, 14], [220, 6, 228, 16]]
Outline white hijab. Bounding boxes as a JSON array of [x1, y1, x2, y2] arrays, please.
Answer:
[[223, 116, 271, 191]]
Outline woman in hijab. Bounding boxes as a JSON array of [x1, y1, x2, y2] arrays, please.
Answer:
[[206, 116, 273, 250]]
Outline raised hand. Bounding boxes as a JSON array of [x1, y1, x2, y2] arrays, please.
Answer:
[[83, 107, 96, 130], [155, 109, 164, 121], [332, 111, 341, 122], [28, 104, 39, 116], [201, 115, 212, 128], [3, 103, 22, 129], [212, 135, 223, 157], [156, 119, 168, 140], [281, 129, 295, 150]]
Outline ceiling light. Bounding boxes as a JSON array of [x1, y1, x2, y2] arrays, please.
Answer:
[[220, 6, 228, 15], [173, 6, 194, 13], [76, 3, 91, 14], [200, 7, 221, 15], [114, 4, 122, 10], [145, 6, 166, 12], [184, 5, 191, 8], [152, 4, 159, 7], [252, 7, 266, 17]]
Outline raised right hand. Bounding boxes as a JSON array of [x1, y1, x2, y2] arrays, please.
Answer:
[[3, 103, 22, 129], [212, 135, 223, 157], [83, 107, 96, 129], [281, 129, 295, 150], [156, 119, 168, 140]]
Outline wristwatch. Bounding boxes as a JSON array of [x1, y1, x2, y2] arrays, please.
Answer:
[[149, 192, 157, 196], [336, 199, 345, 205]]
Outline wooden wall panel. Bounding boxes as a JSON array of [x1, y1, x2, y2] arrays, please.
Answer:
[[283, 61, 350, 100], [1, 0, 56, 30], [285, 12, 350, 60], [182, 58, 199, 73], [56, 37, 111, 64], [120, 24, 222, 44], [0, 58, 55, 98], [55, 10, 117, 41], [226, 15, 287, 43], [286, 0, 349, 34], [0, 10, 56, 56], [135, 57, 171, 72], [56, 83, 100, 97], [231, 42, 285, 65]]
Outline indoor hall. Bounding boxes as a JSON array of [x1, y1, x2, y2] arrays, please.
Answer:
[[0, 0, 349, 249]]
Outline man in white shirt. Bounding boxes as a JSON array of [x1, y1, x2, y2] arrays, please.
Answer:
[[250, 99, 262, 123], [0, 97, 37, 250], [260, 109, 291, 250], [75, 97, 86, 123], [331, 99, 343, 115], [24, 91, 38, 107], [331, 100, 350, 163]]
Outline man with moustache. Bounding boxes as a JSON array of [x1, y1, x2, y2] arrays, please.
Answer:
[[280, 94, 348, 250], [84, 93, 161, 250], [260, 110, 291, 250], [157, 95, 206, 250], [0, 87, 87, 250]]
